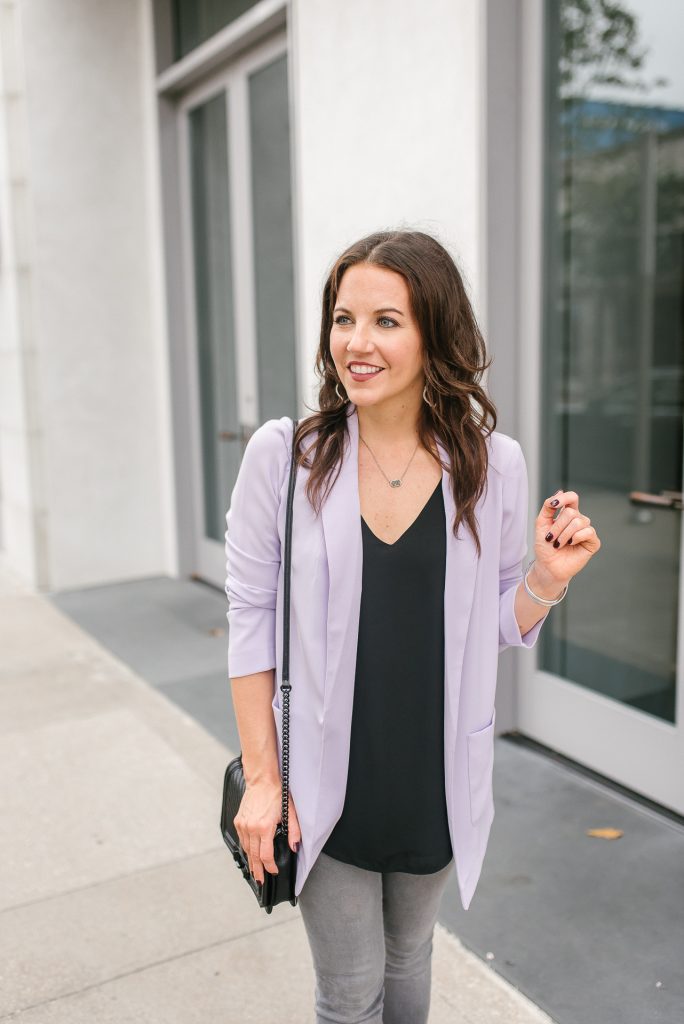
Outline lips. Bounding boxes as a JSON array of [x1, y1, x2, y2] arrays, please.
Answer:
[[348, 366, 384, 381]]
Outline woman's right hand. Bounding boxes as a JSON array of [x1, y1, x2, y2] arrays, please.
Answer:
[[233, 779, 302, 884]]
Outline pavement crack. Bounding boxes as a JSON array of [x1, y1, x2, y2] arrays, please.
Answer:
[[0, 846, 224, 915], [0, 915, 300, 1019]]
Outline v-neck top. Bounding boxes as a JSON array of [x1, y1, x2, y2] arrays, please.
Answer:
[[321, 477, 453, 873]]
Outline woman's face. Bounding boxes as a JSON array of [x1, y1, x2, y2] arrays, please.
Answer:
[[329, 263, 425, 409]]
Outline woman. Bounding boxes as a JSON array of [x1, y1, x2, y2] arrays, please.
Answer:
[[225, 230, 600, 1024]]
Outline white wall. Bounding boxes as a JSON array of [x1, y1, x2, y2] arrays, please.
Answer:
[[0, 0, 45, 583], [0, 0, 174, 589], [289, 0, 486, 411]]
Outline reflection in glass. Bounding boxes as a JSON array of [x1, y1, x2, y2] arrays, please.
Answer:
[[249, 54, 298, 423], [188, 92, 240, 544], [173, 0, 259, 60], [541, 0, 683, 722]]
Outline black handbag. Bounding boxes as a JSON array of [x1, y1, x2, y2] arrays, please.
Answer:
[[220, 417, 300, 913]]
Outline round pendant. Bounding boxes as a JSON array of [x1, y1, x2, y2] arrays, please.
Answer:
[[390, 480, 402, 488]]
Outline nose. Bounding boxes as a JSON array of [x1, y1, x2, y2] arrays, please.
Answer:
[[348, 319, 376, 352]]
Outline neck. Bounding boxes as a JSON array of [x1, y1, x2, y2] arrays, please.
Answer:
[[354, 397, 423, 449]]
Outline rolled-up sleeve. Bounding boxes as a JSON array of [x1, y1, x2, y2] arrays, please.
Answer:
[[498, 440, 548, 654], [224, 420, 288, 678]]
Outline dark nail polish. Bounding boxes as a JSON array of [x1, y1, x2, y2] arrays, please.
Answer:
[[553, 539, 560, 548], [550, 498, 560, 507], [545, 532, 553, 541]]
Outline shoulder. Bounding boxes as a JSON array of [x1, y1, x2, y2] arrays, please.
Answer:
[[484, 430, 524, 478], [238, 416, 293, 495], [245, 416, 292, 459]]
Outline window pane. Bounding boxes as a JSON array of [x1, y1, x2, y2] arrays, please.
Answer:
[[249, 53, 298, 421], [541, 0, 684, 722], [173, 0, 260, 60], [188, 91, 239, 543]]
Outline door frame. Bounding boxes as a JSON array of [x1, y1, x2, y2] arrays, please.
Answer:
[[176, 31, 289, 585], [512, 0, 684, 815], [153, 0, 290, 585]]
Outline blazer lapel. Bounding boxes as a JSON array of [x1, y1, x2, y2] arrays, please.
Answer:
[[320, 402, 363, 713], [320, 402, 479, 739], [436, 432, 480, 749]]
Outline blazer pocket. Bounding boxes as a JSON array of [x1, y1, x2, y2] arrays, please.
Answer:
[[466, 708, 496, 825]]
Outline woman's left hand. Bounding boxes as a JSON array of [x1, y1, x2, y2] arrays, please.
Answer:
[[533, 489, 601, 587]]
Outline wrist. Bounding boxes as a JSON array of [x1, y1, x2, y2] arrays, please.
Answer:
[[527, 563, 569, 601], [243, 761, 281, 788]]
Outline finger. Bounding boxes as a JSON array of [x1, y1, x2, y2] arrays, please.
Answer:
[[249, 834, 263, 882], [540, 505, 579, 533], [252, 859, 265, 885], [540, 490, 579, 523], [260, 835, 279, 875], [553, 514, 588, 546], [546, 511, 590, 546], [541, 491, 579, 514], [242, 836, 253, 877], [234, 821, 247, 861], [234, 806, 250, 867], [568, 525, 601, 551], [253, 857, 265, 885]]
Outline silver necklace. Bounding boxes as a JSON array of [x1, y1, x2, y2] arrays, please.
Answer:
[[359, 434, 421, 488]]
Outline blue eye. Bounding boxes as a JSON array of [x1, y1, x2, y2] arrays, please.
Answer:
[[333, 315, 397, 327]]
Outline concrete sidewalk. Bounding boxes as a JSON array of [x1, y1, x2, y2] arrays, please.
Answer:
[[0, 558, 557, 1023]]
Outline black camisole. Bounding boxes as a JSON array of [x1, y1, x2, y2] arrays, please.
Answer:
[[322, 477, 453, 873]]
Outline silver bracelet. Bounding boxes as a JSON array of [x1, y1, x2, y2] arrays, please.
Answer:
[[523, 559, 569, 606]]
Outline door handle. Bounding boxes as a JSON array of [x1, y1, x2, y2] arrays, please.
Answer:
[[218, 424, 257, 443], [629, 490, 683, 510]]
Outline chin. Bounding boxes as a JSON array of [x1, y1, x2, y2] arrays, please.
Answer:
[[348, 391, 384, 404]]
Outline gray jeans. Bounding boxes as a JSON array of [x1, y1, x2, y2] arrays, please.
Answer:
[[297, 850, 455, 1024]]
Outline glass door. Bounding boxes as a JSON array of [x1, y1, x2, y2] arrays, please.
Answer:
[[519, 0, 684, 815], [177, 33, 298, 586]]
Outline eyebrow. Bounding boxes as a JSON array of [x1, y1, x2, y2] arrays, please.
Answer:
[[333, 306, 405, 316]]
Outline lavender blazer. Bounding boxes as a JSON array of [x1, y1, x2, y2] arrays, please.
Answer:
[[224, 401, 546, 909]]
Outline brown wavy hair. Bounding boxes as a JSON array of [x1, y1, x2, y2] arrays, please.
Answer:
[[293, 229, 498, 557]]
